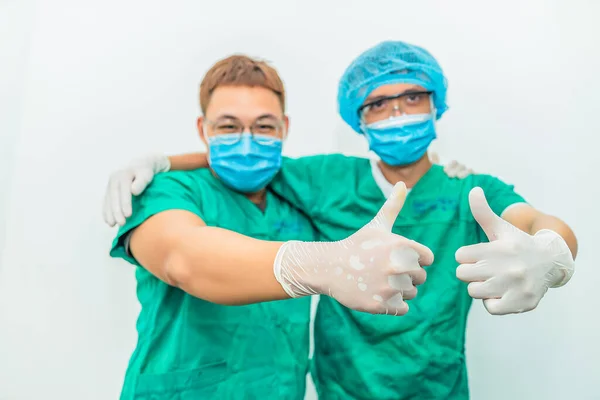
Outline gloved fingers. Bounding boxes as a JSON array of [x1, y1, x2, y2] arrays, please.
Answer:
[[483, 299, 514, 315], [120, 178, 133, 219], [467, 279, 505, 299], [443, 160, 459, 177], [447, 162, 474, 179], [386, 293, 409, 315], [350, 286, 413, 316], [408, 267, 427, 286], [388, 274, 415, 293], [110, 178, 127, 227], [393, 237, 434, 266], [457, 168, 474, 179], [401, 285, 418, 300], [372, 292, 409, 316], [453, 165, 466, 177], [103, 187, 116, 227], [456, 260, 495, 282], [483, 288, 543, 315], [455, 241, 507, 264], [387, 260, 427, 284], [389, 246, 419, 269], [482, 296, 539, 315], [482, 298, 507, 315], [429, 152, 440, 164], [365, 294, 408, 316], [131, 169, 153, 196]]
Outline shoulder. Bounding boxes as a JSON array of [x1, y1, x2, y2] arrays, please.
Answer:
[[463, 172, 518, 192], [110, 169, 223, 262], [424, 167, 516, 191], [452, 172, 526, 216], [149, 169, 216, 190], [128, 169, 230, 225], [141, 169, 229, 201]]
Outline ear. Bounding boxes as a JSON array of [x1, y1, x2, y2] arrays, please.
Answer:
[[197, 116, 207, 147], [282, 115, 290, 140]]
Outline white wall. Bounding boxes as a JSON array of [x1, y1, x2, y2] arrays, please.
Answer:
[[0, 1, 598, 399], [0, 0, 36, 265]]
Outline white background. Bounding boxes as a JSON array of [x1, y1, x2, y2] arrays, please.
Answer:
[[1, 0, 599, 399]]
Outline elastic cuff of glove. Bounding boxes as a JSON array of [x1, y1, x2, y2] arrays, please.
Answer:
[[157, 155, 171, 173], [273, 241, 302, 298], [534, 229, 575, 288]]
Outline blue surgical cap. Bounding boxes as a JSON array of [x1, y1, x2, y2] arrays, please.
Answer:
[[338, 41, 449, 133]]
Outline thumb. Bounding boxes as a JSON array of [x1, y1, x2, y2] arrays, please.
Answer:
[[429, 152, 440, 164], [131, 170, 154, 196], [469, 187, 505, 240], [369, 182, 407, 231]]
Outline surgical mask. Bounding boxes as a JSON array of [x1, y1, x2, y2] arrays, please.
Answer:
[[208, 132, 283, 193], [362, 111, 436, 166]]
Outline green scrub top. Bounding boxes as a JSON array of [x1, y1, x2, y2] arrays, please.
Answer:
[[271, 154, 527, 400], [110, 169, 315, 400]]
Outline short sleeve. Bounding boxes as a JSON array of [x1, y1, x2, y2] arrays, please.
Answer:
[[269, 155, 330, 217], [474, 175, 528, 217], [109, 172, 203, 266]]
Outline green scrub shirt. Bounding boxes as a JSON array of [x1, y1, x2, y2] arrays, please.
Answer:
[[110, 169, 315, 400], [270, 154, 527, 400]]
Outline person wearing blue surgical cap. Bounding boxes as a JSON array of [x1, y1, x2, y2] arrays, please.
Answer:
[[338, 41, 449, 165], [103, 41, 577, 399]]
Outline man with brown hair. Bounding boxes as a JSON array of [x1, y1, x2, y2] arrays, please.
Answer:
[[109, 54, 433, 399]]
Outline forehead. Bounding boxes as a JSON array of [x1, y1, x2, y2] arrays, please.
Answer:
[[205, 85, 283, 120], [365, 83, 427, 100]]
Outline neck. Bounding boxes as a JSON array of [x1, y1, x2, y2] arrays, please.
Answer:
[[209, 167, 267, 209], [245, 190, 267, 208], [378, 153, 432, 188]]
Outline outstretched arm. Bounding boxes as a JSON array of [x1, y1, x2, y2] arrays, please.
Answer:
[[502, 203, 577, 258], [168, 151, 469, 176], [128, 209, 287, 305], [168, 152, 209, 170], [116, 182, 434, 315], [103, 151, 473, 226]]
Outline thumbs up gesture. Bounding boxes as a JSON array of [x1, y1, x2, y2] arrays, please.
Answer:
[[274, 182, 434, 316], [455, 187, 575, 315]]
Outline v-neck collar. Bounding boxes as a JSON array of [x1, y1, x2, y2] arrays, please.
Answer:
[[369, 158, 442, 200]]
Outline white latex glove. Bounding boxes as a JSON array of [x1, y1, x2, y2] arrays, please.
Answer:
[[103, 154, 171, 227], [455, 187, 575, 315], [430, 152, 474, 179], [274, 182, 435, 316]]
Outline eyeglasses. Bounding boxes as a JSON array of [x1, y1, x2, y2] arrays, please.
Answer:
[[204, 116, 285, 145], [358, 91, 432, 124]]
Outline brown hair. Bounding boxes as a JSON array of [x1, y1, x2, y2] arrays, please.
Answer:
[[199, 54, 286, 114]]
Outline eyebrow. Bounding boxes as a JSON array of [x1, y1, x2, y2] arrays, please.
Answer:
[[214, 113, 280, 121], [255, 113, 279, 120], [364, 87, 426, 103]]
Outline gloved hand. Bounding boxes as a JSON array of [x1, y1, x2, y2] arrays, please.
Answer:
[[274, 182, 434, 315], [455, 187, 575, 315], [430, 152, 474, 179], [103, 154, 171, 227]]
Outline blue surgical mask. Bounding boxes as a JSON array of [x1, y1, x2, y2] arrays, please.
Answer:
[[363, 112, 436, 166], [208, 132, 283, 193]]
